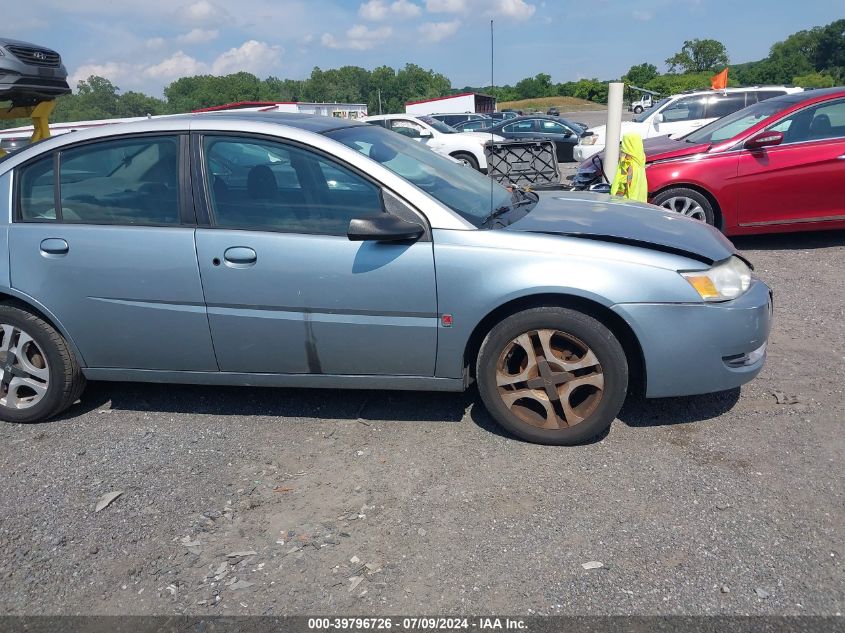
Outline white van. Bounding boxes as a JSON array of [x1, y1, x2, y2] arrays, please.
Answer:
[[575, 86, 803, 162]]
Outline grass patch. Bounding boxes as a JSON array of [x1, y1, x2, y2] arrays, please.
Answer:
[[498, 96, 604, 112]]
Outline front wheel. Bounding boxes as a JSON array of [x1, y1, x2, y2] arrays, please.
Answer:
[[476, 307, 628, 445], [633, 106, 643, 114], [450, 152, 480, 171], [652, 187, 716, 225], [0, 305, 86, 423]]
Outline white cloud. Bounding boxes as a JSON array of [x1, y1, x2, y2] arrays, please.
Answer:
[[176, 28, 220, 44], [146, 37, 166, 49], [70, 62, 136, 88], [632, 9, 652, 21], [210, 40, 282, 75], [425, 0, 467, 12], [419, 20, 461, 42], [321, 24, 393, 50], [360, 0, 422, 20], [144, 51, 208, 81], [489, 0, 535, 19], [179, 0, 229, 25]]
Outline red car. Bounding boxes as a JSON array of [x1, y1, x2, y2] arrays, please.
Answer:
[[577, 87, 845, 236]]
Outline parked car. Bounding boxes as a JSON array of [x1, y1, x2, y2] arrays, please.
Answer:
[[546, 107, 560, 116], [363, 113, 504, 171], [573, 87, 845, 236], [452, 118, 493, 132], [574, 86, 803, 162], [489, 115, 587, 161], [0, 112, 771, 444], [428, 113, 489, 127], [0, 37, 70, 105], [489, 111, 518, 121]]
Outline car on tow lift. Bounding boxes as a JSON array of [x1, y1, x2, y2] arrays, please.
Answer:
[[0, 37, 70, 105], [0, 112, 771, 444]]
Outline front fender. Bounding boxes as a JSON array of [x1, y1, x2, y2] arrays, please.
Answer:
[[432, 228, 705, 378]]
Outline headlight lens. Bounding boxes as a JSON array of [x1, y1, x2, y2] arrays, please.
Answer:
[[681, 256, 752, 302], [580, 135, 598, 146]]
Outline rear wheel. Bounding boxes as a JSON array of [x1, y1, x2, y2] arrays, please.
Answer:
[[451, 152, 480, 171], [476, 307, 628, 445], [0, 305, 85, 423], [652, 187, 716, 225]]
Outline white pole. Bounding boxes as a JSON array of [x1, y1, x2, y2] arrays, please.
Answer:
[[604, 82, 624, 183]]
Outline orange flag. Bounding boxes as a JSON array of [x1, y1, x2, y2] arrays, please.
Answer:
[[710, 68, 729, 90]]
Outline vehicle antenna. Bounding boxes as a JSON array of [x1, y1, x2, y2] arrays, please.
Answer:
[[490, 19, 494, 215]]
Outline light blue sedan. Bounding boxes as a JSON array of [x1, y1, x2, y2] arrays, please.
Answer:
[[0, 112, 771, 444]]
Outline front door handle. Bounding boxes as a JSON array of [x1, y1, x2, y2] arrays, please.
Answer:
[[223, 246, 257, 267], [40, 238, 69, 257], [837, 154, 845, 160]]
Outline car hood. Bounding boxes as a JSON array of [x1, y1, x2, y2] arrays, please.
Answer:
[[505, 191, 736, 264], [644, 135, 711, 162]]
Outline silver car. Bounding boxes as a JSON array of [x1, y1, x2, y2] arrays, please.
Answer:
[[0, 112, 772, 445], [0, 37, 70, 104]]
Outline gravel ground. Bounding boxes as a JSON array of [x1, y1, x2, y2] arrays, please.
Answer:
[[0, 230, 842, 617]]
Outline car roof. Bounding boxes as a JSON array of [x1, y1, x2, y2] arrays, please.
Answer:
[[190, 111, 367, 132]]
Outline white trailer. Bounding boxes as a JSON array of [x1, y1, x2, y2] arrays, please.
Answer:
[[405, 92, 496, 116]]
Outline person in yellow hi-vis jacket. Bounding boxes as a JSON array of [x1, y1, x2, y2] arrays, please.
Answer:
[[610, 132, 648, 202]]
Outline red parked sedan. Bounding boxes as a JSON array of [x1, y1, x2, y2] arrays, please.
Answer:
[[577, 87, 845, 236]]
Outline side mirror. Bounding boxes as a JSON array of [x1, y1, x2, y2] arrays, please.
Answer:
[[348, 214, 424, 242], [418, 129, 433, 138], [654, 113, 664, 124], [745, 129, 784, 151]]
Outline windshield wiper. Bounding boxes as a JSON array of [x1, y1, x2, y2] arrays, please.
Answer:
[[481, 204, 513, 227]]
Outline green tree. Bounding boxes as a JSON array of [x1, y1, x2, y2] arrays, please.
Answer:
[[665, 39, 729, 73], [623, 63, 659, 87], [514, 73, 554, 99], [792, 72, 836, 88]]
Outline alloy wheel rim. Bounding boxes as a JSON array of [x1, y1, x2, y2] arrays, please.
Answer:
[[0, 324, 49, 410], [495, 329, 604, 429], [660, 196, 707, 221]]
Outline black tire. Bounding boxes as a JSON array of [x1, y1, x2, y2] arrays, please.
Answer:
[[633, 106, 643, 114], [451, 152, 480, 171], [476, 307, 628, 445], [651, 187, 716, 226], [0, 304, 85, 423]]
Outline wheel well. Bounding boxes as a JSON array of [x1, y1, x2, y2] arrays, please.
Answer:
[[0, 292, 84, 360], [464, 294, 646, 395], [652, 183, 724, 230]]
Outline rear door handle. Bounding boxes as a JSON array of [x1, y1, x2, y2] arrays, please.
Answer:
[[40, 238, 69, 256], [223, 246, 257, 267]]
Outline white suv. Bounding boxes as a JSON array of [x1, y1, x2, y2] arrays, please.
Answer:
[[574, 86, 803, 162], [363, 114, 504, 172]]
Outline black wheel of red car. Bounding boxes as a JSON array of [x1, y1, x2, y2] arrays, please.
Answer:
[[652, 187, 716, 226], [0, 305, 85, 424], [450, 152, 480, 171], [476, 307, 628, 445]]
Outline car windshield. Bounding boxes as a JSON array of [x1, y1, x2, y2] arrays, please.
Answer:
[[325, 124, 514, 228], [683, 98, 788, 145], [633, 97, 670, 122], [418, 116, 456, 134]]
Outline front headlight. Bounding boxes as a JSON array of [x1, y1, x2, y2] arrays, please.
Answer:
[[681, 256, 752, 302], [580, 135, 598, 146]]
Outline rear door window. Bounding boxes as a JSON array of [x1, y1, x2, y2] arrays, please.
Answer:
[[17, 136, 181, 225], [59, 137, 181, 225], [662, 97, 706, 122]]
